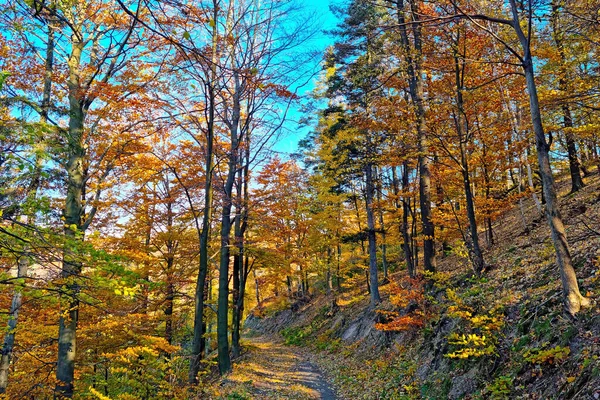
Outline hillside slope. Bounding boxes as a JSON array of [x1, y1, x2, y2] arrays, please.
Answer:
[[243, 170, 600, 399]]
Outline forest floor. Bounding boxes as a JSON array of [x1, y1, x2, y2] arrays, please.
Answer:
[[225, 166, 600, 399], [210, 335, 337, 400]]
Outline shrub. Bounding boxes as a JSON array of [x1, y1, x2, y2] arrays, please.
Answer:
[[375, 277, 428, 332]]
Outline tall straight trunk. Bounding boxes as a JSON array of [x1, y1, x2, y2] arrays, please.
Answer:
[[217, 167, 235, 374], [502, 85, 543, 213], [561, 105, 583, 192], [480, 140, 494, 246], [189, 2, 219, 383], [205, 274, 213, 353], [231, 167, 242, 358], [365, 162, 381, 305], [238, 255, 249, 327], [232, 134, 250, 358], [375, 168, 388, 281], [510, 0, 589, 315], [164, 276, 174, 345], [351, 186, 366, 255], [392, 165, 415, 277], [286, 275, 292, 297], [453, 48, 485, 276], [253, 269, 260, 304], [0, 23, 54, 395], [304, 269, 309, 295], [326, 248, 332, 295], [56, 38, 85, 399], [231, 250, 241, 357], [299, 265, 306, 295], [402, 164, 416, 277], [551, 1, 584, 193], [141, 188, 156, 314], [164, 192, 176, 346], [397, 0, 435, 273], [336, 243, 342, 290], [579, 140, 591, 176], [462, 166, 484, 275], [217, 64, 241, 374], [411, 193, 419, 272], [517, 164, 529, 229]]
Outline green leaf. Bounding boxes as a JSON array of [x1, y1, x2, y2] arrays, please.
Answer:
[[0, 71, 9, 90]]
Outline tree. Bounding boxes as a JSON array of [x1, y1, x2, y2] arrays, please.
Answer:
[[448, 0, 591, 315], [394, 0, 437, 274]]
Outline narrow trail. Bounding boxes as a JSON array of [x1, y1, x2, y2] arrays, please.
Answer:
[[217, 336, 337, 399]]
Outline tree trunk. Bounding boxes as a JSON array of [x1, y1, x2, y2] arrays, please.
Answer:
[[231, 251, 241, 358], [189, 1, 219, 383], [523, 59, 589, 314], [453, 48, 485, 276], [562, 105, 584, 192], [56, 39, 85, 399], [326, 248, 332, 295], [462, 167, 485, 275], [253, 269, 260, 304], [397, 0, 435, 273], [393, 164, 415, 277], [164, 277, 174, 345], [217, 59, 242, 373], [336, 243, 342, 290], [480, 141, 494, 246], [551, 1, 584, 193], [411, 193, 419, 272], [510, 0, 589, 315], [525, 148, 543, 213], [217, 176, 234, 374], [365, 162, 381, 305], [376, 168, 388, 281], [232, 133, 250, 358]]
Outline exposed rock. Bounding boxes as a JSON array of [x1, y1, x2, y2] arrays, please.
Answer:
[[448, 368, 478, 400]]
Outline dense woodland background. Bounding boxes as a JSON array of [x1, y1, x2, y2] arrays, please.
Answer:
[[0, 0, 598, 398]]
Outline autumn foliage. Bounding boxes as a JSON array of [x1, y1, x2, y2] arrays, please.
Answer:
[[0, 0, 598, 397], [375, 277, 427, 332]]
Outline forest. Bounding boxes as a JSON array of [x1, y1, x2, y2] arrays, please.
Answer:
[[0, 0, 598, 399]]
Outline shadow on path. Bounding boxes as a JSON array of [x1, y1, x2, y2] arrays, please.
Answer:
[[217, 336, 337, 399]]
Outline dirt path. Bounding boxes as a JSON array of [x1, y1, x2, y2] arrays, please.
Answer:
[[215, 336, 337, 399]]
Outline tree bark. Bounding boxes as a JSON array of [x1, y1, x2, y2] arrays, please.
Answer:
[[253, 269, 260, 304], [164, 278, 174, 345], [216, 61, 242, 373], [392, 164, 415, 277], [480, 141, 494, 246], [232, 145, 249, 358], [452, 46, 485, 275], [397, 0, 435, 273], [365, 162, 381, 305], [376, 168, 388, 281], [189, 1, 219, 383], [551, 1, 584, 193], [510, 0, 589, 315], [56, 38, 85, 399]]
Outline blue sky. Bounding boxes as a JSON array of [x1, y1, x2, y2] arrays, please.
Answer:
[[272, 0, 340, 157]]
